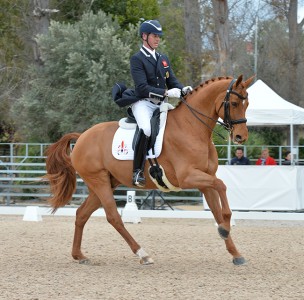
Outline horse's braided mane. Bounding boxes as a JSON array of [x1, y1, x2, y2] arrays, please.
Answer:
[[175, 76, 233, 108]]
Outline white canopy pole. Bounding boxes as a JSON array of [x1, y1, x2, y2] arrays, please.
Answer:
[[290, 124, 294, 164], [227, 133, 231, 164]]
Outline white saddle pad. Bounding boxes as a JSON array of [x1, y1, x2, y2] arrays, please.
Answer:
[[112, 103, 174, 160]]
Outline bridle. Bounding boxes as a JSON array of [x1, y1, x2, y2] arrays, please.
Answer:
[[218, 78, 248, 129], [180, 78, 248, 140]]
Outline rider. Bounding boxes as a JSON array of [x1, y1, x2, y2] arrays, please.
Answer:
[[130, 19, 192, 187]]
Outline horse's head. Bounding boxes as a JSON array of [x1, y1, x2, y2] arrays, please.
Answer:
[[216, 75, 254, 144]]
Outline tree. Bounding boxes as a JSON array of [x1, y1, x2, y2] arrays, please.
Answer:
[[0, 0, 29, 141], [286, 0, 303, 107], [158, 0, 186, 83], [159, 0, 203, 86], [51, 0, 159, 28], [184, 0, 202, 86], [254, 1, 304, 108], [161, 0, 204, 87], [31, 0, 57, 65], [11, 11, 138, 142], [211, 0, 232, 75], [200, 0, 250, 78], [256, 1, 304, 107]]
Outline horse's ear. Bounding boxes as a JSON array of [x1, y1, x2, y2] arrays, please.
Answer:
[[235, 75, 243, 87], [244, 75, 255, 88]]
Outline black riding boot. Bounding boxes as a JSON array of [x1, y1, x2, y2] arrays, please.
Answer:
[[133, 129, 149, 187]]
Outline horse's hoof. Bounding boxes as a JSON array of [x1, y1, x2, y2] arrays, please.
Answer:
[[79, 258, 91, 265], [140, 256, 154, 265], [218, 225, 230, 240], [233, 257, 246, 265]]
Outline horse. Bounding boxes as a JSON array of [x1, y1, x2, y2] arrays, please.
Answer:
[[45, 75, 254, 266]]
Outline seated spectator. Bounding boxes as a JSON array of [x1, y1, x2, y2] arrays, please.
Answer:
[[282, 151, 291, 165], [282, 151, 298, 165], [256, 148, 277, 165], [230, 147, 250, 165]]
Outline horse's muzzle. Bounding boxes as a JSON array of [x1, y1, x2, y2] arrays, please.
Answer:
[[234, 134, 247, 144]]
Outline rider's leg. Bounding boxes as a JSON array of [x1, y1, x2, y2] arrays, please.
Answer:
[[131, 100, 155, 187], [132, 129, 149, 187]]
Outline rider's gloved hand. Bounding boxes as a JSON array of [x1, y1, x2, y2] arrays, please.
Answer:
[[166, 88, 181, 98], [182, 86, 193, 96]]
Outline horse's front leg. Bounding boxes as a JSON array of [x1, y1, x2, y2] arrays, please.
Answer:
[[209, 178, 232, 236], [72, 191, 101, 264], [201, 187, 230, 233], [181, 170, 232, 235], [202, 187, 246, 265]]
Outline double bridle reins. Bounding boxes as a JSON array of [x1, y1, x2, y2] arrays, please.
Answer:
[[180, 78, 248, 140]]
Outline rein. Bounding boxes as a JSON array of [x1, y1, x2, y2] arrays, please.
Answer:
[[180, 78, 247, 141]]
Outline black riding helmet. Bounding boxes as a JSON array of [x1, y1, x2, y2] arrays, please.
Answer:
[[139, 20, 163, 37]]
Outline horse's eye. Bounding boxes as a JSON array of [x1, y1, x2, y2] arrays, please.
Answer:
[[231, 102, 238, 107]]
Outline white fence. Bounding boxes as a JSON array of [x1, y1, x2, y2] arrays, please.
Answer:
[[0, 143, 202, 208], [1, 142, 304, 212]]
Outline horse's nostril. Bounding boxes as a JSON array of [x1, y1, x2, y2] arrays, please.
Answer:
[[235, 135, 242, 142]]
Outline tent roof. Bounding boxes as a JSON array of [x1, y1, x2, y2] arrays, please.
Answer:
[[246, 79, 304, 125]]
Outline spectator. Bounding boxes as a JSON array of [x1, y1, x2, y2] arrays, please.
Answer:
[[282, 151, 291, 165], [256, 148, 277, 165], [282, 151, 298, 165], [230, 147, 250, 165]]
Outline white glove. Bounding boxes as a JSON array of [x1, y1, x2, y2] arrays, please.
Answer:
[[167, 88, 181, 98], [182, 86, 193, 96]]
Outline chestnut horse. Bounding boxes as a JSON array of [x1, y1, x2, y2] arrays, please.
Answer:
[[45, 75, 253, 266]]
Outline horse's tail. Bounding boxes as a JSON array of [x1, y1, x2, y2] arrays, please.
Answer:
[[44, 133, 81, 213]]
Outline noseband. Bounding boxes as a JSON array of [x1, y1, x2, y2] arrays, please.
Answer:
[[180, 78, 248, 140]]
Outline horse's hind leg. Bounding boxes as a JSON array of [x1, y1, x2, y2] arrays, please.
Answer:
[[86, 175, 153, 265], [103, 194, 153, 265], [72, 190, 101, 264], [202, 187, 246, 265]]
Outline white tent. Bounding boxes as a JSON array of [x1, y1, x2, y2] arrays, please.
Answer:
[[245, 79, 304, 162], [218, 80, 304, 211], [246, 79, 304, 126]]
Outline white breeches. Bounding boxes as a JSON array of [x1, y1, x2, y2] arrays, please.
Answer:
[[131, 100, 160, 137]]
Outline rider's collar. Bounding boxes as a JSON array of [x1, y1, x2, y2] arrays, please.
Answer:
[[141, 45, 156, 59]]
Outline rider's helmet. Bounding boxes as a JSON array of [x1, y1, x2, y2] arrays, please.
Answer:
[[139, 20, 163, 37]]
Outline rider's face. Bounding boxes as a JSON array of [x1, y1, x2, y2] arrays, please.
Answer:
[[143, 33, 161, 50]]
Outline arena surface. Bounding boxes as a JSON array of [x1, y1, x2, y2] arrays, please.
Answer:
[[0, 215, 303, 299]]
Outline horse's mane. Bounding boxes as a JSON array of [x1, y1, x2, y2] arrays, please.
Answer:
[[176, 76, 233, 108]]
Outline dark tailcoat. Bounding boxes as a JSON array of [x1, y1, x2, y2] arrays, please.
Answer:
[[112, 47, 183, 107], [130, 47, 183, 100]]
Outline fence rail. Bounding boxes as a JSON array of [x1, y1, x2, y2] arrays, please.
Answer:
[[0, 147, 202, 208], [1, 142, 304, 164], [2, 142, 303, 208]]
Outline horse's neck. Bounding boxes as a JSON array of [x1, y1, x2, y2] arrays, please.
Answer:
[[170, 85, 222, 136], [189, 81, 226, 114], [168, 103, 213, 140]]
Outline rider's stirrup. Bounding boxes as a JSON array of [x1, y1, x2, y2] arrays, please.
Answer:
[[133, 170, 146, 187]]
